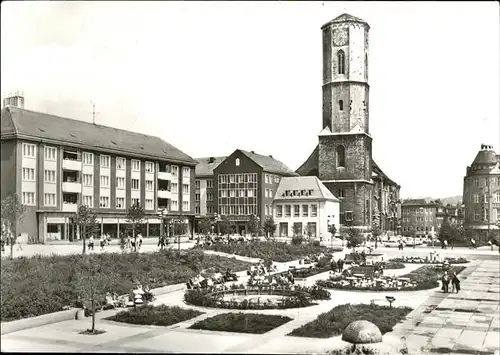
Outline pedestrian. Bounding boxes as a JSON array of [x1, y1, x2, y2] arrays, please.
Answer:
[[330, 260, 337, 273], [130, 235, 136, 250], [100, 235, 106, 251], [488, 239, 493, 251], [441, 271, 450, 293], [16, 233, 23, 251], [470, 238, 476, 249], [337, 258, 344, 272], [106, 233, 111, 246], [138, 233, 143, 250], [157, 235, 164, 249], [88, 235, 95, 251], [451, 272, 460, 293], [443, 240, 448, 249]]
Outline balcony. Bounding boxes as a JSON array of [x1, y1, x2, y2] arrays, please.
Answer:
[[62, 182, 82, 193], [62, 203, 77, 212], [158, 171, 172, 180], [158, 190, 171, 199], [62, 159, 82, 171]]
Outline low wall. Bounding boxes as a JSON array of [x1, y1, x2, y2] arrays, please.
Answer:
[[1, 308, 78, 335]]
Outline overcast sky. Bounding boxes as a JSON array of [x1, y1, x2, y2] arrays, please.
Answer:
[[2, 1, 499, 199]]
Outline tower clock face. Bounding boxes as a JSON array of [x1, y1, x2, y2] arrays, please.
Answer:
[[333, 29, 348, 46]]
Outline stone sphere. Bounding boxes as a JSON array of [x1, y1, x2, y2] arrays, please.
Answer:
[[341, 320, 383, 344]]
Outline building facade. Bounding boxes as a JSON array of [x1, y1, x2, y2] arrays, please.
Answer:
[[1, 103, 197, 243], [197, 149, 297, 234], [193, 156, 226, 232], [401, 199, 438, 238], [463, 144, 500, 241], [296, 13, 401, 232], [272, 176, 340, 238]]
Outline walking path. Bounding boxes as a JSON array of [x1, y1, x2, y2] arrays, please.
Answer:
[[392, 259, 500, 355]]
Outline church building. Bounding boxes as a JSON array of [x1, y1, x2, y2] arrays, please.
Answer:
[[296, 13, 401, 232]]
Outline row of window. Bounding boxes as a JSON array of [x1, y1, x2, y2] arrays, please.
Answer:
[[278, 222, 317, 237], [264, 189, 274, 198], [219, 174, 257, 184], [402, 226, 433, 232], [275, 204, 318, 218], [472, 177, 500, 187], [470, 208, 499, 222], [195, 179, 215, 189], [219, 205, 257, 215], [264, 204, 273, 216], [402, 208, 434, 215], [24, 144, 189, 176], [264, 174, 281, 184], [219, 189, 256, 198], [470, 193, 500, 203], [401, 216, 434, 223]]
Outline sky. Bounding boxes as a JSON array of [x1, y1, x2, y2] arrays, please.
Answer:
[[1, 1, 499, 199]]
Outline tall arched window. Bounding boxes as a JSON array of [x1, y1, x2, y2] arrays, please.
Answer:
[[339, 100, 344, 111], [337, 50, 345, 75], [336, 145, 345, 167]]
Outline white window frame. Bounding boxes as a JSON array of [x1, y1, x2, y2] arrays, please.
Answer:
[[171, 183, 178, 194], [44, 146, 57, 161], [182, 200, 189, 211], [145, 199, 154, 210], [116, 177, 125, 189], [145, 161, 154, 173], [146, 180, 154, 191], [100, 155, 110, 168], [195, 180, 201, 189], [83, 195, 93, 207], [83, 152, 94, 165], [83, 174, 93, 187], [183, 184, 189, 194], [44, 169, 56, 183], [171, 166, 179, 176], [44, 193, 56, 206], [207, 180, 214, 188], [131, 178, 140, 190], [131, 159, 141, 171], [23, 143, 36, 158], [131, 198, 140, 206], [100, 175, 110, 188], [22, 192, 35, 205], [116, 157, 126, 170], [116, 197, 125, 209], [100, 196, 110, 208], [23, 167, 35, 181], [183, 167, 190, 177]]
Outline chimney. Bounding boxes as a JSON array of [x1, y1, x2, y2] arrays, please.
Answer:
[[208, 157, 215, 164], [3, 91, 24, 109], [251, 151, 255, 154], [269, 155, 273, 158]]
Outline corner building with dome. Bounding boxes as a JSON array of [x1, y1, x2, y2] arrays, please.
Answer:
[[296, 14, 401, 232]]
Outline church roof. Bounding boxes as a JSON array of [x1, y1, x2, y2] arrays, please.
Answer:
[[295, 144, 399, 187], [195, 156, 227, 177], [274, 176, 339, 202], [0, 106, 197, 165], [471, 149, 499, 166], [321, 13, 370, 30]]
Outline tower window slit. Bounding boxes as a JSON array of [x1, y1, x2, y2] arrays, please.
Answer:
[[339, 100, 343, 111], [337, 50, 345, 75]]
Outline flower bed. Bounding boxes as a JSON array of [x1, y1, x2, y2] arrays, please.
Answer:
[[291, 266, 330, 278], [0, 250, 251, 322], [190, 312, 292, 334], [383, 261, 406, 269], [288, 303, 412, 338], [316, 265, 466, 291], [184, 284, 330, 310], [106, 305, 203, 326], [390, 256, 469, 264], [200, 240, 326, 262]]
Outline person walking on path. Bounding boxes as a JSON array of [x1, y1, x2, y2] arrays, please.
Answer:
[[441, 271, 450, 293], [16, 233, 23, 251], [100, 234, 106, 251], [451, 271, 460, 293], [137, 233, 143, 250], [330, 259, 337, 273], [337, 258, 344, 272], [88, 235, 95, 251]]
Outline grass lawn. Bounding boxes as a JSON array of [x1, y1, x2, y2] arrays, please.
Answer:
[[1, 249, 251, 322], [288, 303, 412, 338], [106, 305, 203, 326], [201, 240, 326, 262], [189, 312, 292, 334]]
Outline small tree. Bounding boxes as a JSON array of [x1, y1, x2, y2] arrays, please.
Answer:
[[304, 224, 315, 241], [263, 216, 277, 239], [126, 202, 145, 252], [292, 223, 302, 237], [1, 194, 26, 259], [75, 205, 99, 255], [248, 214, 260, 237], [199, 216, 213, 243], [74, 258, 112, 334], [219, 216, 234, 242], [438, 218, 453, 248], [345, 227, 364, 251]]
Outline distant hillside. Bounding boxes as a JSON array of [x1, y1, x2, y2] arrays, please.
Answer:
[[416, 195, 463, 206]]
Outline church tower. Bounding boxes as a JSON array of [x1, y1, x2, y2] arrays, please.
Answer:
[[318, 13, 372, 228]]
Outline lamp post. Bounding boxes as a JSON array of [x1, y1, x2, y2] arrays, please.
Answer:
[[158, 208, 168, 249]]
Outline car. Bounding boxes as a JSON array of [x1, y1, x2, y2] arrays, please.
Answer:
[[384, 240, 400, 248]]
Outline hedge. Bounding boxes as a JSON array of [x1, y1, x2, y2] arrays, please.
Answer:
[[190, 312, 292, 334], [200, 240, 326, 262], [0, 249, 251, 322], [288, 303, 412, 338], [106, 305, 203, 326], [390, 257, 469, 264], [316, 265, 466, 291]]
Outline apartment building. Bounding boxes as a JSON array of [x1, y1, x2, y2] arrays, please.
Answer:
[[210, 149, 298, 234], [463, 144, 500, 241], [272, 176, 340, 238], [193, 156, 226, 231], [400, 199, 438, 238], [1, 103, 197, 243]]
